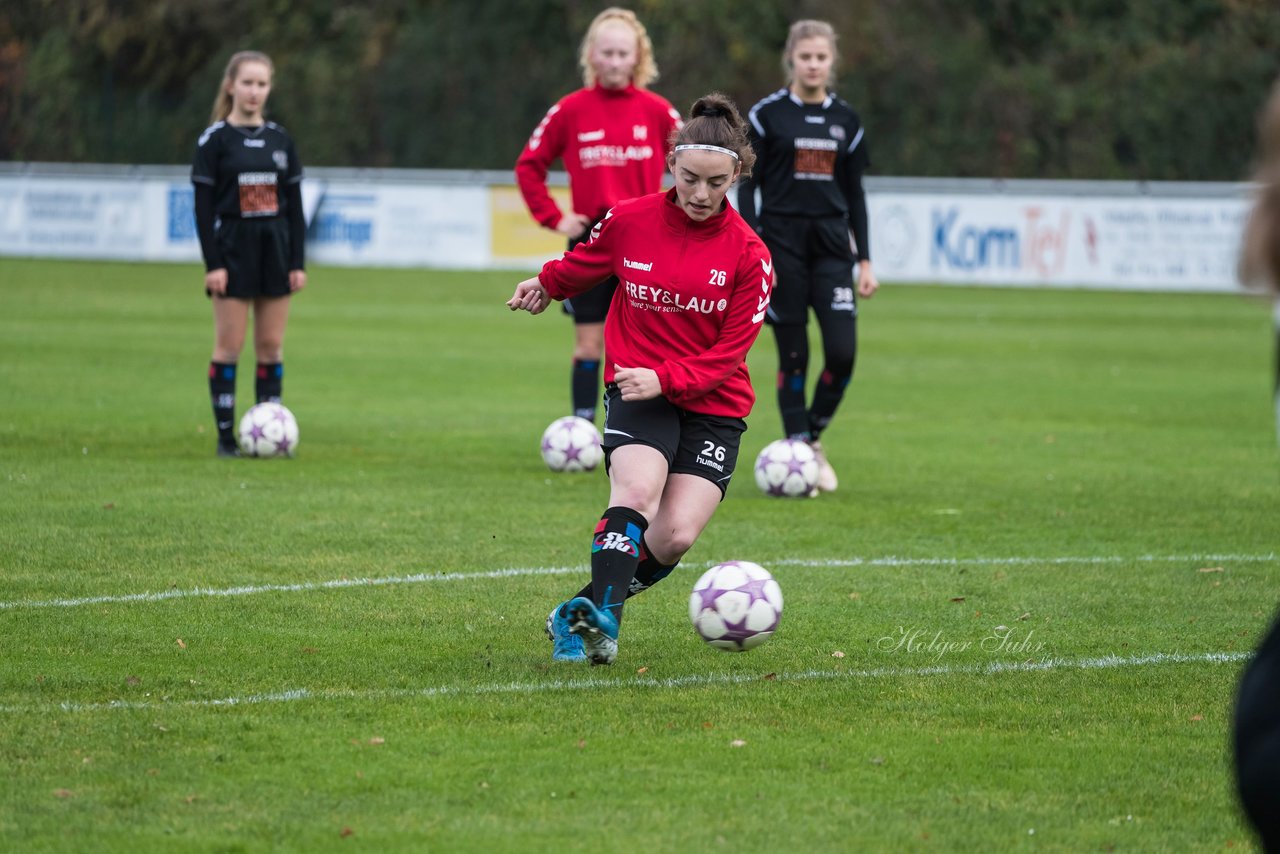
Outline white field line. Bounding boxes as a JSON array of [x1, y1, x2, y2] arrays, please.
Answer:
[[0, 650, 1248, 716], [1, 552, 1276, 612]]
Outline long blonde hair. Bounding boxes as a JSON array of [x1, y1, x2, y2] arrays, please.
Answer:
[[1240, 78, 1280, 292], [578, 8, 657, 89], [783, 19, 838, 88], [208, 51, 274, 125]]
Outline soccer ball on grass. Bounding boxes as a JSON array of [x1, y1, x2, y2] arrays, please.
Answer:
[[689, 561, 783, 651], [540, 416, 603, 472], [238, 402, 299, 458], [753, 438, 818, 497]]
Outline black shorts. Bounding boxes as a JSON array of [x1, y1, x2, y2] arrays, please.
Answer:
[[601, 384, 747, 497], [210, 217, 292, 300], [562, 224, 617, 324], [760, 213, 857, 327]]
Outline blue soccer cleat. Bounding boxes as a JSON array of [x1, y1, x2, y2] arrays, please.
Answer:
[[564, 596, 619, 666], [546, 602, 586, 662]]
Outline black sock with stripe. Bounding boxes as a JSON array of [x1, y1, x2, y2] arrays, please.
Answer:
[[573, 536, 679, 603], [572, 358, 600, 422], [209, 361, 237, 447], [256, 362, 283, 404], [588, 506, 648, 627]]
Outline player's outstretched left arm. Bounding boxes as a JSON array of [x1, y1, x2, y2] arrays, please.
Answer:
[[507, 277, 549, 314]]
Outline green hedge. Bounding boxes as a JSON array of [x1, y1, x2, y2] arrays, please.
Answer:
[[3, 0, 1277, 179]]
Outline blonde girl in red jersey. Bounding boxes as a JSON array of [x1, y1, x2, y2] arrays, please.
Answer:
[[515, 7, 682, 425], [510, 94, 772, 665]]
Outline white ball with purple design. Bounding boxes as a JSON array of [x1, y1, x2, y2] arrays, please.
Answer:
[[753, 438, 819, 497], [689, 561, 783, 651], [539, 416, 603, 472], [237, 402, 299, 458]]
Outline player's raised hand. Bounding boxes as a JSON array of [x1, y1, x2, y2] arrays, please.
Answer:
[[507, 277, 549, 314]]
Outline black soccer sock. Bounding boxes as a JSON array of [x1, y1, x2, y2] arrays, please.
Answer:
[[588, 506, 648, 626], [773, 324, 810, 439], [808, 310, 857, 440], [629, 550, 679, 597], [572, 358, 600, 422], [256, 362, 283, 404], [808, 369, 852, 441], [573, 537, 679, 602], [209, 361, 237, 446]]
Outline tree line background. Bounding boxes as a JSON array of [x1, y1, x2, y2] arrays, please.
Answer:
[[3, 0, 1278, 180]]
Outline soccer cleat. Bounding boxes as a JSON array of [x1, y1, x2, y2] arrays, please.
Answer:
[[545, 602, 587, 662], [216, 441, 241, 458], [564, 596, 619, 666], [809, 440, 838, 492]]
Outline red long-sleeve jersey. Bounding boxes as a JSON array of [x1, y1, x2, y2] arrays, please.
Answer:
[[515, 84, 682, 229], [539, 189, 774, 418]]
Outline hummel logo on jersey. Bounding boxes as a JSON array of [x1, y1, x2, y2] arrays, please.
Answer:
[[243, 139, 266, 148], [752, 257, 773, 324], [589, 209, 613, 242], [593, 531, 639, 556], [804, 115, 826, 124], [633, 125, 648, 140], [623, 257, 653, 271], [578, 129, 605, 142]]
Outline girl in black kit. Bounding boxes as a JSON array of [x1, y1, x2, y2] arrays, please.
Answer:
[[738, 19, 879, 495], [192, 51, 306, 457]]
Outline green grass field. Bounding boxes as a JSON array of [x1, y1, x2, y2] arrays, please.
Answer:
[[2, 257, 1277, 851]]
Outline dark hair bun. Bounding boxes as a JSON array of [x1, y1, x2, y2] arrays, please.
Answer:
[[691, 93, 734, 120], [673, 92, 756, 177]]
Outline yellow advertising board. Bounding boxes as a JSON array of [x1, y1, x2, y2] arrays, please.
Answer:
[[490, 185, 572, 266]]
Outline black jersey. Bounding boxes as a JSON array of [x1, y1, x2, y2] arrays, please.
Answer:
[[191, 121, 305, 273], [191, 121, 302, 220], [738, 89, 871, 261]]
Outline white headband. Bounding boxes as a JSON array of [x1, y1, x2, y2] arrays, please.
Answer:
[[674, 143, 739, 160]]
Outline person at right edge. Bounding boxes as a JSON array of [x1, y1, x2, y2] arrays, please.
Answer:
[[737, 19, 879, 496], [1234, 74, 1280, 854]]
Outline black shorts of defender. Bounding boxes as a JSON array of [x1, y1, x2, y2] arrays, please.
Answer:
[[209, 217, 293, 300], [600, 384, 747, 498], [760, 213, 857, 327], [562, 224, 618, 324]]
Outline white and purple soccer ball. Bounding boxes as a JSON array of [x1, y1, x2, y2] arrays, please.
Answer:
[[238, 402, 299, 458], [753, 438, 819, 497], [540, 415, 603, 472], [689, 561, 783, 651]]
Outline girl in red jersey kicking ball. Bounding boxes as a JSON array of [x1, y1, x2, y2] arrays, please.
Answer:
[[509, 94, 774, 665]]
